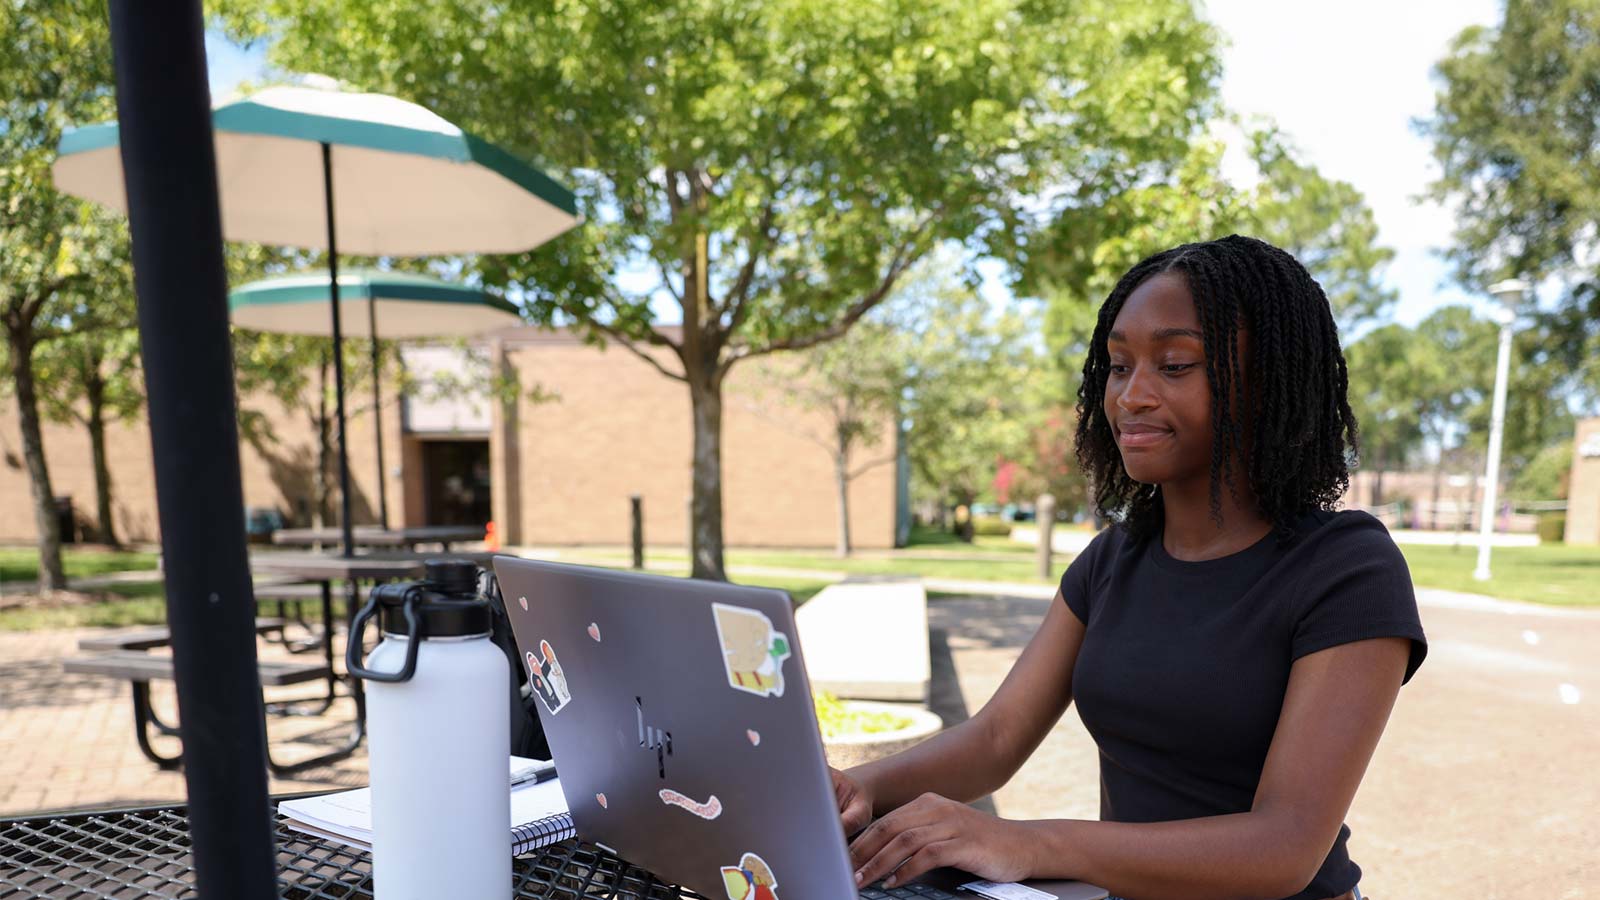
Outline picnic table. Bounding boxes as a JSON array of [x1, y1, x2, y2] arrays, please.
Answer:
[[0, 798, 694, 899], [271, 525, 486, 551]]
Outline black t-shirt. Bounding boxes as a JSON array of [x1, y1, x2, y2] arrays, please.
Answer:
[[1059, 510, 1427, 900]]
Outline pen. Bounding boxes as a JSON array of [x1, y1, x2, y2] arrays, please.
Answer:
[[510, 762, 557, 788]]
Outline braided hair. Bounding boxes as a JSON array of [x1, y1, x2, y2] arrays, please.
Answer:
[[1073, 234, 1359, 541]]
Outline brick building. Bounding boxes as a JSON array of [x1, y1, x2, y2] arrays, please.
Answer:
[[0, 327, 905, 550]]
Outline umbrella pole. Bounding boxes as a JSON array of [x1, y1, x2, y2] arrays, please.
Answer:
[[369, 298, 389, 529], [105, 0, 276, 894], [322, 142, 356, 558]]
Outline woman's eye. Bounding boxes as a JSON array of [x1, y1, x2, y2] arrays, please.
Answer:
[[1162, 363, 1197, 374], [1108, 364, 1130, 375]]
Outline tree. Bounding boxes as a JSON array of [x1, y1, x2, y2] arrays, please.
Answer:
[[1024, 123, 1396, 375], [36, 319, 143, 546], [216, 0, 1222, 578], [735, 321, 905, 557], [1420, 0, 1600, 407], [1342, 323, 1446, 505], [896, 269, 1039, 540], [1, 1, 123, 591]]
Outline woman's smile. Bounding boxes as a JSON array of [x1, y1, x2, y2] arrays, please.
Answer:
[[1115, 420, 1174, 449]]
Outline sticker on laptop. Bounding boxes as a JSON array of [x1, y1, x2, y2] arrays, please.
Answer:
[[711, 603, 791, 698], [659, 788, 723, 820], [526, 639, 572, 716], [595, 793, 608, 809], [720, 852, 780, 900], [588, 622, 602, 642], [746, 729, 760, 747]]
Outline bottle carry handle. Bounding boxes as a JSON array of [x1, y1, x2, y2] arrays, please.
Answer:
[[346, 587, 423, 683]]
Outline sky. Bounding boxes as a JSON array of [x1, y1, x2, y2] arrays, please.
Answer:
[[202, 0, 1506, 330]]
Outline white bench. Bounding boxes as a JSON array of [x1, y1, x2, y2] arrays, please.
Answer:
[[795, 579, 929, 703]]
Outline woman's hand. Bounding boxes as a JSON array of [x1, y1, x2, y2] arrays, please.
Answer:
[[831, 766, 875, 837], [847, 792, 1033, 888]]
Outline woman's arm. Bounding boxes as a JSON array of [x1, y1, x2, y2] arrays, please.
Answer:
[[849, 636, 1412, 899], [847, 592, 1085, 816]]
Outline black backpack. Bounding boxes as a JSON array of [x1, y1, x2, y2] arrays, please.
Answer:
[[478, 569, 552, 760]]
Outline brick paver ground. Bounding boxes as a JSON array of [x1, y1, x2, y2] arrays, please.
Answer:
[[3, 586, 1595, 899], [0, 627, 368, 816]]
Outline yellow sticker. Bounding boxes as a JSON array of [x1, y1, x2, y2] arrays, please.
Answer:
[[711, 603, 791, 698], [721, 852, 779, 900]]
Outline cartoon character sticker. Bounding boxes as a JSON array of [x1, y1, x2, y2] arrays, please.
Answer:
[[721, 852, 780, 900], [711, 603, 791, 698], [659, 788, 723, 820], [525, 639, 572, 716]]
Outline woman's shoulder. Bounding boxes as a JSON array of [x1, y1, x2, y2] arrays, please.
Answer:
[[1291, 508, 1407, 566]]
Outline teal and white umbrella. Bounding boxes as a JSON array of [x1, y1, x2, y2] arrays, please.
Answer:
[[229, 269, 520, 338], [230, 269, 522, 531], [53, 78, 578, 551], [54, 81, 578, 255]]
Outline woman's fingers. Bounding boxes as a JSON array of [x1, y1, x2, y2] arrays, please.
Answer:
[[841, 792, 873, 837], [883, 839, 958, 888], [853, 825, 940, 887]]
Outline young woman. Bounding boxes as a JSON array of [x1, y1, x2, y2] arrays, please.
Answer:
[[832, 235, 1427, 900]]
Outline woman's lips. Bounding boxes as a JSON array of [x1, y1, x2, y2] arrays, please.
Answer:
[[1117, 426, 1172, 448]]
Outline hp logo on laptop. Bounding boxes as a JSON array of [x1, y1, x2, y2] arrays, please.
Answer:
[[636, 696, 672, 778]]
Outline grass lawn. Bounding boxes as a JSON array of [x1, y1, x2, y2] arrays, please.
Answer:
[[0, 546, 160, 585], [1398, 542, 1600, 608]]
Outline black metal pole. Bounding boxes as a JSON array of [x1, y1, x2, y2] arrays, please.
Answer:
[[631, 494, 644, 569], [105, 2, 276, 896], [322, 142, 355, 557], [369, 298, 389, 529]]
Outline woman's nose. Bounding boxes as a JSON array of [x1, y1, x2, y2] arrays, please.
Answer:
[[1115, 364, 1159, 412]]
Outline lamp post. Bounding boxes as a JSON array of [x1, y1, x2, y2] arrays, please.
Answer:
[[1473, 278, 1528, 581]]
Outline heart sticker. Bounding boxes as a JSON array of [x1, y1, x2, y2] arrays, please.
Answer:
[[746, 729, 760, 747], [587, 623, 602, 642], [518, 596, 528, 611], [596, 793, 608, 809]]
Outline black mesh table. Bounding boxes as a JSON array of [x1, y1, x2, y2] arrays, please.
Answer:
[[0, 801, 701, 900]]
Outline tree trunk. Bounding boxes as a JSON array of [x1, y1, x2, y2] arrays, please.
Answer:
[[1371, 462, 1385, 510], [688, 372, 726, 581], [833, 452, 852, 559], [85, 375, 120, 547], [5, 323, 67, 591]]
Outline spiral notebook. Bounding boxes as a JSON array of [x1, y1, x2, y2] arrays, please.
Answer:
[[279, 756, 575, 856]]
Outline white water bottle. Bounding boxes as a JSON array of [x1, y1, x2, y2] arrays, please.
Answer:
[[350, 559, 510, 900]]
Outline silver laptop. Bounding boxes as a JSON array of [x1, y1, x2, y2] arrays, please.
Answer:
[[493, 556, 1108, 900]]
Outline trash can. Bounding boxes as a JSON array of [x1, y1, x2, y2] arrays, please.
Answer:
[[54, 496, 77, 544]]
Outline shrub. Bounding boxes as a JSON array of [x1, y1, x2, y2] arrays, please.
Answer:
[[1536, 513, 1566, 544], [971, 516, 1012, 537]]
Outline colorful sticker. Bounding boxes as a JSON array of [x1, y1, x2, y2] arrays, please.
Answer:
[[659, 788, 723, 820], [746, 729, 761, 747], [526, 639, 572, 716], [596, 793, 608, 809], [721, 852, 780, 900], [588, 622, 602, 642], [518, 595, 529, 611], [711, 603, 791, 698]]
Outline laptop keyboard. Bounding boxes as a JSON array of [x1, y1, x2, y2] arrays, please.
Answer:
[[859, 883, 960, 900]]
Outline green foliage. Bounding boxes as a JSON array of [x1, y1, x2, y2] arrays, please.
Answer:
[[812, 691, 912, 739], [1512, 440, 1573, 501], [1420, 0, 1600, 404], [970, 516, 1013, 537], [213, 0, 1224, 576], [891, 257, 1040, 513], [1025, 122, 1396, 380], [1536, 513, 1566, 544], [1343, 323, 1447, 471]]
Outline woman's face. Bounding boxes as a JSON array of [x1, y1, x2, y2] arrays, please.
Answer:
[[1102, 272, 1225, 487]]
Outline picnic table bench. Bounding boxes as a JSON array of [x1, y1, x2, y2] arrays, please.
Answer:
[[61, 651, 341, 775]]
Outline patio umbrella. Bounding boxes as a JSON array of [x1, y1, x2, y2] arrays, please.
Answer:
[[54, 79, 578, 554], [229, 268, 522, 527]]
